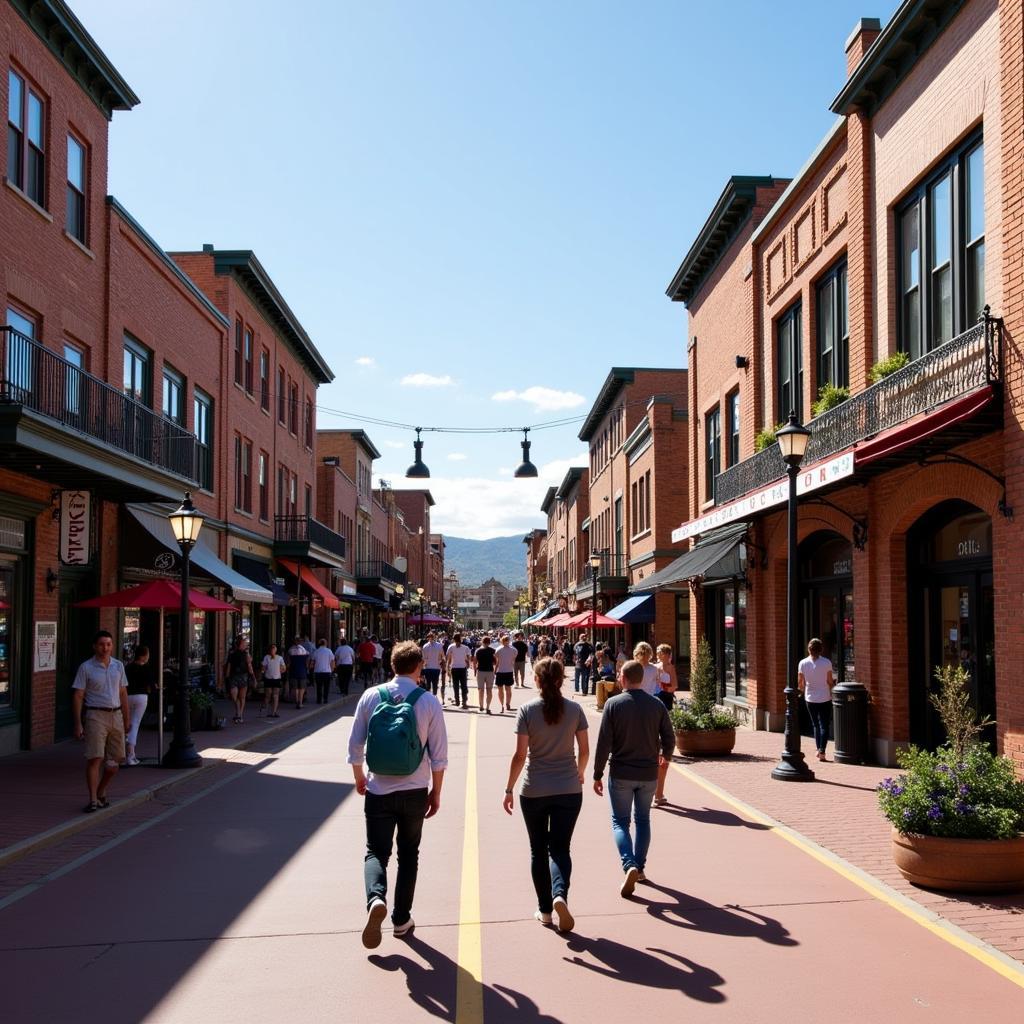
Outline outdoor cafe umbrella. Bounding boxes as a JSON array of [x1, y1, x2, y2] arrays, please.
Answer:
[[543, 613, 573, 629], [409, 612, 452, 627], [564, 611, 624, 629], [77, 580, 237, 763]]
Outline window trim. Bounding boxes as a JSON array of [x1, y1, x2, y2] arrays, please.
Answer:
[[193, 388, 214, 492], [243, 327, 254, 395], [815, 259, 848, 392], [727, 389, 740, 467], [705, 405, 721, 502], [7, 68, 46, 207], [65, 131, 87, 243], [277, 366, 286, 424], [776, 300, 803, 424], [161, 365, 185, 425], [259, 348, 270, 411], [233, 320, 243, 386], [122, 334, 151, 406]]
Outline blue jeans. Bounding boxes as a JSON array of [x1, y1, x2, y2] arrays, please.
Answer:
[[574, 665, 591, 695], [519, 792, 583, 913], [608, 777, 656, 872], [807, 699, 832, 753]]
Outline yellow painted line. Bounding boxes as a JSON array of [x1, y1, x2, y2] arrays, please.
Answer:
[[455, 714, 484, 1024], [669, 759, 1024, 990]]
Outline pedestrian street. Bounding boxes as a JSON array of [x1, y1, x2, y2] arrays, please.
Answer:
[[4, 687, 1021, 1024]]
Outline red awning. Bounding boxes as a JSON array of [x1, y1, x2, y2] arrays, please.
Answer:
[[855, 386, 994, 467], [563, 611, 624, 628], [277, 559, 340, 610]]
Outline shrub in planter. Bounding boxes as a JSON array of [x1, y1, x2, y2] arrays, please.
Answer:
[[811, 383, 850, 418], [669, 637, 736, 755], [868, 351, 910, 383], [189, 688, 216, 730], [754, 424, 784, 453]]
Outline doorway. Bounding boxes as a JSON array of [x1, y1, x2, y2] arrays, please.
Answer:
[[56, 569, 97, 740]]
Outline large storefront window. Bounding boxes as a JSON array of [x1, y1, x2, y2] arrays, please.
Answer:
[[0, 562, 13, 707], [799, 532, 855, 682], [675, 591, 691, 683], [706, 581, 746, 700]]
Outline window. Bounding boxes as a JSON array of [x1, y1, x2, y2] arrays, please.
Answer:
[[123, 336, 150, 405], [632, 470, 651, 535], [63, 342, 84, 414], [305, 396, 314, 448], [289, 382, 298, 434], [289, 472, 297, 515], [898, 136, 985, 359], [727, 390, 740, 466], [243, 328, 253, 394], [162, 367, 184, 425], [66, 134, 86, 242], [5, 306, 36, 395], [277, 465, 286, 517], [258, 451, 268, 521], [234, 436, 242, 509], [194, 389, 213, 491], [7, 70, 45, 205], [305, 483, 312, 518], [234, 436, 252, 512], [277, 366, 286, 423], [816, 261, 848, 392], [259, 348, 270, 410], [776, 301, 803, 422], [233, 320, 243, 386], [705, 406, 721, 501]]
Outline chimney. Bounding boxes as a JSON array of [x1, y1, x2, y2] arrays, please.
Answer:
[[845, 17, 882, 78], [201, 243, 214, 253]]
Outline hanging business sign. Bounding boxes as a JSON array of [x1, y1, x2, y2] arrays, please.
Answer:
[[671, 451, 855, 543], [59, 490, 91, 565]]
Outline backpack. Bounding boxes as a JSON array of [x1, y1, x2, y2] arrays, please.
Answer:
[[366, 685, 427, 776]]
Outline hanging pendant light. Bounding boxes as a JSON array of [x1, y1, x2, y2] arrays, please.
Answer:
[[514, 428, 538, 478], [406, 427, 430, 478]]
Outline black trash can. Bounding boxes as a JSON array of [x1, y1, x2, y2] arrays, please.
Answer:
[[832, 681, 869, 764]]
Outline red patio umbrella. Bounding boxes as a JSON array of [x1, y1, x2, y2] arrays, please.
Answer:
[[78, 580, 237, 762], [564, 611, 623, 628], [0, 600, 9, 610], [544, 613, 573, 629]]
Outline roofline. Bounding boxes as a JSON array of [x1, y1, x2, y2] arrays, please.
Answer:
[[175, 249, 333, 384], [393, 488, 436, 508], [540, 486, 557, 514], [106, 198, 229, 329], [577, 366, 684, 442], [749, 119, 847, 248], [665, 176, 782, 306], [555, 466, 586, 500], [831, 1, 967, 116], [10, 0, 140, 118]]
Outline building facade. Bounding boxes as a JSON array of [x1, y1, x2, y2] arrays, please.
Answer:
[[665, 0, 1024, 770]]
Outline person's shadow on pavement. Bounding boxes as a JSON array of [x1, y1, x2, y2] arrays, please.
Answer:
[[633, 879, 798, 946], [370, 932, 565, 1023], [561, 933, 726, 1003], [655, 803, 772, 829]]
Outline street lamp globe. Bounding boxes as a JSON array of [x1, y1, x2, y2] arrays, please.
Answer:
[[168, 492, 203, 547], [589, 553, 601, 573], [776, 413, 811, 467]]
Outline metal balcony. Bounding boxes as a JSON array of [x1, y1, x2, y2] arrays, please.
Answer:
[[274, 514, 346, 565], [714, 313, 1002, 505], [356, 560, 407, 587]]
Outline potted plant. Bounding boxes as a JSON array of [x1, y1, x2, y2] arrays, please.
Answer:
[[754, 423, 784, 452], [668, 636, 737, 756], [189, 687, 216, 731], [811, 382, 850, 418], [878, 664, 1024, 892], [868, 351, 910, 383]]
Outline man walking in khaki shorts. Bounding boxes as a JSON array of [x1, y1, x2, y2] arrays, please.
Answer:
[[72, 630, 130, 813]]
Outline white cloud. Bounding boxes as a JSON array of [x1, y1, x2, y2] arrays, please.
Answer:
[[355, 356, 375, 367], [491, 385, 586, 412], [382, 439, 406, 449], [447, 452, 468, 461], [400, 373, 455, 388]]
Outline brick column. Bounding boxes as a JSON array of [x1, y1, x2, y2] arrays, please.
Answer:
[[846, 108, 874, 391]]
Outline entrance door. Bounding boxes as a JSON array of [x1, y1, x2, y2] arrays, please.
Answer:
[[56, 570, 97, 740]]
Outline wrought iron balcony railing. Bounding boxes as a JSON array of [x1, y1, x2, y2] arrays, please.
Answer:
[[0, 326, 199, 482], [714, 313, 1002, 505], [356, 560, 407, 586], [274, 514, 346, 559], [588, 551, 628, 578]]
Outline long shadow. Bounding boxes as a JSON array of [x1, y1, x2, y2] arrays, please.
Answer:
[[675, 752, 775, 765], [371, 933, 566, 1022], [561, 933, 726, 1004], [813, 777, 882, 793], [656, 803, 771, 829], [5, 703, 361, 1022], [631, 880, 798, 947]]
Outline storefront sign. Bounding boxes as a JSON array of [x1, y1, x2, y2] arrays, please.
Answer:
[[342, 583, 357, 595], [34, 621, 56, 672], [59, 491, 90, 565], [672, 452, 855, 543]]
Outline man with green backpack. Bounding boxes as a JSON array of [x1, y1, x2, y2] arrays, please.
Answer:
[[348, 640, 449, 949]]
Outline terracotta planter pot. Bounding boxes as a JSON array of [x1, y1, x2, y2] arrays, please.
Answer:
[[674, 728, 736, 757], [891, 828, 1024, 893]]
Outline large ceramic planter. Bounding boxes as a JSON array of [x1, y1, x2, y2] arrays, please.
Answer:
[[891, 828, 1024, 893], [674, 728, 736, 757]]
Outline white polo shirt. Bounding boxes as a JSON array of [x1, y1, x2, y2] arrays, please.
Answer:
[[313, 646, 335, 673], [799, 655, 834, 703]]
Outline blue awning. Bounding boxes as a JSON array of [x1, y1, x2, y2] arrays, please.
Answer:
[[234, 556, 291, 606], [346, 592, 390, 609], [606, 593, 656, 624]]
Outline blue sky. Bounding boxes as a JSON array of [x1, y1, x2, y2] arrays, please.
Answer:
[[74, 0, 896, 538]]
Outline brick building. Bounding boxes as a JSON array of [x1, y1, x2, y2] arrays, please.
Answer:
[[522, 528, 549, 613], [663, 0, 1024, 770]]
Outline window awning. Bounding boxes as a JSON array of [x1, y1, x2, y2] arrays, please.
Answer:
[[633, 523, 748, 592], [234, 556, 291, 607], [345, 592, 390, 609], [126, 505, 273, 604], [606, 593, 656, 624], [278, 558, 340, 610]]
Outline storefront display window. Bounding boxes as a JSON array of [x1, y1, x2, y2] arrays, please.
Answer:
[[675, 591, 690, 683], [707, 581, 747, 700], [0, 564, 12, 706]]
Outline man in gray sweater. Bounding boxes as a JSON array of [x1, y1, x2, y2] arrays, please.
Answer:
[[593, 659, 675, 896]]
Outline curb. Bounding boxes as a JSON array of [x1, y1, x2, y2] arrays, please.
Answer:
[[0, 693, 358, 870]]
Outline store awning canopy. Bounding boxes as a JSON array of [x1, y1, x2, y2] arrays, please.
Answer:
[[606, 593, 656, 624], [564, 611, 623, 628], [634, 523, 748, 592], [543, 613, 574, 628], [278, 558, 340, 610], [344, 592, 390, 609], [126, 505, 273, 604], [234, 556, 290, 607]]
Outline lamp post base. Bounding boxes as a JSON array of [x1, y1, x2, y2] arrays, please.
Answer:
[[162, 741, 203, 770], [771, 752, 815, 781]]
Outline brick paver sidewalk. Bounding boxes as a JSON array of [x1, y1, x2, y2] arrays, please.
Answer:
[[0, 691, 357, 865]]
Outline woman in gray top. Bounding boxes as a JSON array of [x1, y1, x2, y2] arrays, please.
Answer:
[[502, 657, 589, 933]]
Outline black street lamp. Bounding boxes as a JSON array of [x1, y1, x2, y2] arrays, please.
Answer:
[[163, 493, 204, 770], [416, 585, 425, 635], [771, 414, 814, 782], [590, 552, 602, 641]]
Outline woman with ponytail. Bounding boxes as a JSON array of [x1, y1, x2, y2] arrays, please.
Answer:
[[502, 656, 589, 932]]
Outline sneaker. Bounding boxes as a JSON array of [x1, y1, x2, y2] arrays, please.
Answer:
[[393, 917, 415, 939], [534, 910, 553, 926], [552, 896, 574, 932], [653, 796, 668, 807], [637, 871, 648, 883], [127, 756, 141, 767], [361, 899, 387, 949], [620, 866, 639, 898]]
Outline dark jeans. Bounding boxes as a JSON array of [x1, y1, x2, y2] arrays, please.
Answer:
[[422, 668, 441, 694], [336, 664, 353, 694], [574, 665, 591, 695], [314, 672, 332, 703], [451, 668, 468, 705], [519, 792, 583, 914], [357, 662, 374, 688], [807, 699, 832, 752], [364, 788, 428, 927]]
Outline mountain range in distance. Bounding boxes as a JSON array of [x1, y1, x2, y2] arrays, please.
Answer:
[[443, 534, 527, 588]]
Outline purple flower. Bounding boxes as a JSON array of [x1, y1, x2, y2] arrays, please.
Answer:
[[958, 784, 970, 797], [903, 809, 914, 821], [955, 801, 973, 815], [937, 765, 951, 774], [927, 804, 943, 821]]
